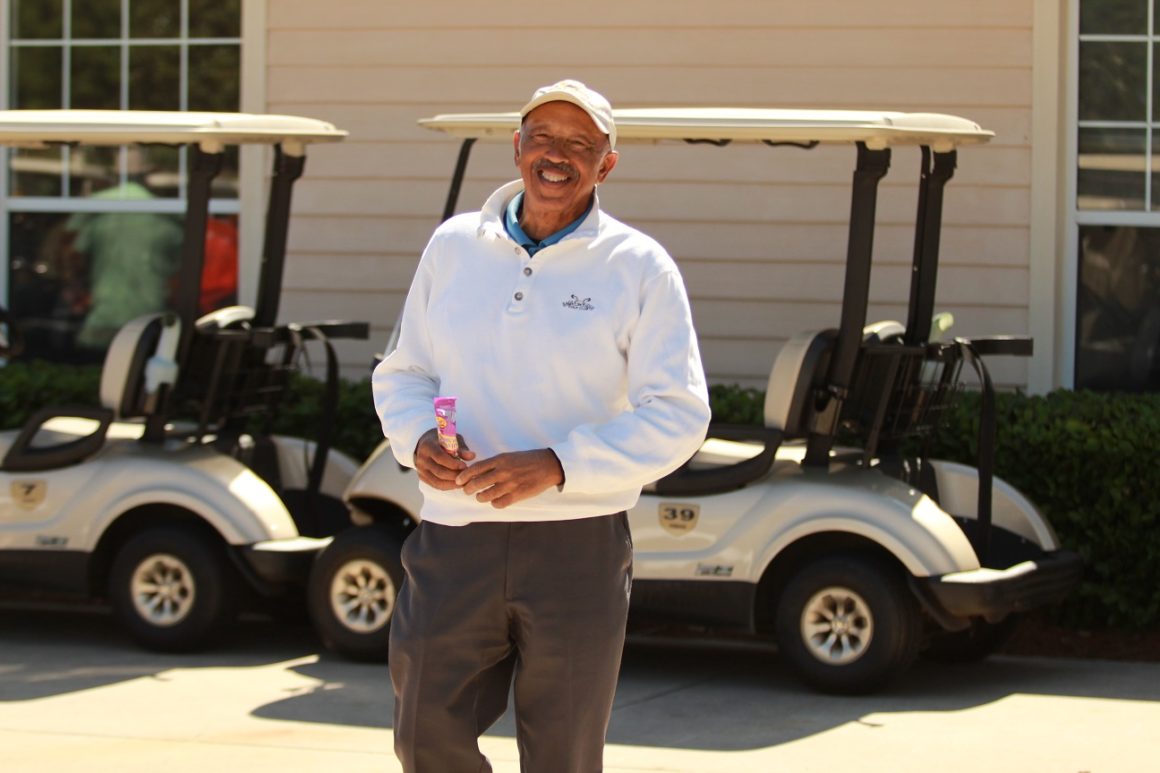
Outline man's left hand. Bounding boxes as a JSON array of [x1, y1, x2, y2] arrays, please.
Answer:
[[456, 449, 565, 509]]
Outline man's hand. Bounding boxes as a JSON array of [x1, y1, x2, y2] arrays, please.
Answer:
[[413, 428, 476, 490], [456, 449, 564, 509]]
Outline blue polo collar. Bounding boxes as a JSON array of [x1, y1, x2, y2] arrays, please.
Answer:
[[504, 192, 593, 256]]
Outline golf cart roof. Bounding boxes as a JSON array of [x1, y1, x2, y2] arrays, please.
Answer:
[[0, 110, 347, 151], [419, 107, 993, 151]]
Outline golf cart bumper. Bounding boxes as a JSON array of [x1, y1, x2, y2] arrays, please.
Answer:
[[917, 549, 1083, 624], [236, 536, 333, 589]]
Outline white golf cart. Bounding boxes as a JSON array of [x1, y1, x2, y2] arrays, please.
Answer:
[[309, 108, 1082, 694], [0, 110, 367, 652]]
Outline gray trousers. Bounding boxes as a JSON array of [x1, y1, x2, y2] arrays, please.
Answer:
[[389, 514, 633, 773]]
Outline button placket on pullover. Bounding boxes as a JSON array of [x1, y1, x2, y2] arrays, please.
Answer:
[[507, 244, 537, 315]]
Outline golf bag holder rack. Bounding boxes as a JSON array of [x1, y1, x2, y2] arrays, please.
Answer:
[[840, 334, 1033, 562], [840, 340, 964, 461], [179, 319, 369, 440]]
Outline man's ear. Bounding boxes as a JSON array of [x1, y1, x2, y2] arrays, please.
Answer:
[[596, 150, 619, 184], [513, 130, 521, 164]]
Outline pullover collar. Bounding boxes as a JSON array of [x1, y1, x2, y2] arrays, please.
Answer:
[[479, 179, 602, 245]]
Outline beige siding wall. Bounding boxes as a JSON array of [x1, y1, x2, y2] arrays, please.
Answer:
[[266, 0, 1033, 388]]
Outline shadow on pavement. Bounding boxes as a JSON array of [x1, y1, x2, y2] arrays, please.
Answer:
[[4, 602, 1159, 752], [251, 633, 1160, 752], [0, 601, 322, 702], [601, 638, 1160, 750]]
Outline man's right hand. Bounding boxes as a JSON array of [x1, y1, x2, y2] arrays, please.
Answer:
[[413, 428, 476, 490]]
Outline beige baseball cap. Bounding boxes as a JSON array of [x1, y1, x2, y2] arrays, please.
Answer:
[[520, 79, 617, 149]]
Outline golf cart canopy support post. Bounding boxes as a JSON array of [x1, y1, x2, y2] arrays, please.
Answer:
[[804, 143, 891, 467], [174, 145, 223, 356], [147, 145, 223, 442], [905, 148, 957, 346], [442, 138, 478, 222], [254, 145, 306, 328]]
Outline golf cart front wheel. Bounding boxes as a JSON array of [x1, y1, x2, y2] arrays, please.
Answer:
[[307, 525, 403, 662], [108, 524, 238, 652], [775, 555, 921, 694]]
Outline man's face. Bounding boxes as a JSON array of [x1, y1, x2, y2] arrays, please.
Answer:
[[514, 101, 618, 223]]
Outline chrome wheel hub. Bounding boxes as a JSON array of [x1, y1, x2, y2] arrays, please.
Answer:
[[801, 586, 873, 665], [330, 559, 395, 633], [131, 554, 196, 627]]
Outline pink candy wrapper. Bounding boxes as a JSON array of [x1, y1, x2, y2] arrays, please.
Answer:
[[433, 396, 459, 456]]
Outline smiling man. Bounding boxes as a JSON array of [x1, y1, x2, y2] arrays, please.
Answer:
[[373, 80, 710, 773]]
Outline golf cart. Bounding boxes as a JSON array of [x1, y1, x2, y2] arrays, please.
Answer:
[[309, 108, 1082, 694], [0, 110, 366, 651]]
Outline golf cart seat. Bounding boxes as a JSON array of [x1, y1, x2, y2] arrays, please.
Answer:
[[650, 327, 840, 496], [0, 313, 179, 472], [197, 304, 255, 332]]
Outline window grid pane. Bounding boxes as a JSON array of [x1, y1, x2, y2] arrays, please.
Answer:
[[129, 45, 181, 110], [70, 45, 121, 110], [1078, 1, 1160, 212], [71, 0, 122, 40], [1076, 224, 1160, 390], [188, 44, 240, 112], [11, 0, 64, 39], [189, 0, 241, 38], [1078, 127, 1148, 209], [10, 46, 63, 109], [130, 0, 181, 38], [1082, 0, 1148, 35]]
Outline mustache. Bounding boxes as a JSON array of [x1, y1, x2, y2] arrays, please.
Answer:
[[534, 159, 575, 178]]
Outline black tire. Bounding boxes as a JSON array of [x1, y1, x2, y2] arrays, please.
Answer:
[[108, 524, 238, 652], [924, 615, 1021, 664], [307, 525, 403, 662], [775, 555, 922, 694]]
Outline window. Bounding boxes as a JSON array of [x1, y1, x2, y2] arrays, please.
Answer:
[[1074, 0, 1160, 390], [3, 0, 240, 362]]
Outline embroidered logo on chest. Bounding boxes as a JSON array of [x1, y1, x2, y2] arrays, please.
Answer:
[[562, 294, 594, 311]]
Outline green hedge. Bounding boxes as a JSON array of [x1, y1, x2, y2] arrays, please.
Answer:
[[262, 373, 383, 462], [3, 363, 1157, 630], [0, 362, 384, 459], [0, 361, 102, 426], [0, 371, 767, 465], [928, 390, 1160, 631]]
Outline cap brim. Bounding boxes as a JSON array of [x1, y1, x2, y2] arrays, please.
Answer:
[[520, 93, 615, 141]]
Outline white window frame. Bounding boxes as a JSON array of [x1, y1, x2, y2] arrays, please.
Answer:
[[1062, 0, 1160, 389], [0, 0, 256, 313], [237, 0, 266, 311]]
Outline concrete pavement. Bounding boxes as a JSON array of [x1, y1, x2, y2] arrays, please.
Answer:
[[1, 602, 1157, 772]]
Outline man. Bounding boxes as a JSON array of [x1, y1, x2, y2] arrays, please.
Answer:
[[66, 175, 183, 352], [373, 80, 710, 773]]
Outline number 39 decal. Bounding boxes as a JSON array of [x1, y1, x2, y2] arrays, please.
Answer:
[[658, 502, 700, 535]]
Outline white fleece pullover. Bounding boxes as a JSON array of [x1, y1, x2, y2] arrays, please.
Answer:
[[372, 180, 710, 525]]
